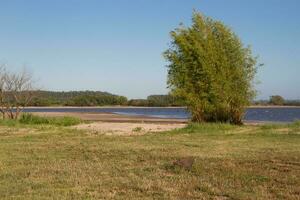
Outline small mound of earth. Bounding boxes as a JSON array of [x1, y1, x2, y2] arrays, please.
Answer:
[[173, 157, 195, 170], [74, 122, 186, 136]]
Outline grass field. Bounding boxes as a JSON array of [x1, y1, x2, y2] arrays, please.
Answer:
[[0, 120, 299, 199]]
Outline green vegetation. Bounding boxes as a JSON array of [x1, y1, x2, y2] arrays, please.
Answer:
[[0, 113, 81, 127], [164, 12, 258, 124], [65, 94, 128, 106], [0, 121, 299, 199], [127, 99, 150, 107], [132, 126, 143, 132], [147, 95, 184, 107], [284, 100, 300, 106], [11, 89, 300, 107], [29, 91, 183, 107]]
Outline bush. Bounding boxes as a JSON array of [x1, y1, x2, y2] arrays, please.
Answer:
[[0, 119, 19, 127], [164, 12, 258, 124], [19, 113, 81, 126]]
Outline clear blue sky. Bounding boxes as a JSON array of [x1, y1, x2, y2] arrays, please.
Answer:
[[0, 0, 299, 99]]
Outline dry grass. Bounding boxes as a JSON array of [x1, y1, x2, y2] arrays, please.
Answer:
[[0, 122, 299, 199]]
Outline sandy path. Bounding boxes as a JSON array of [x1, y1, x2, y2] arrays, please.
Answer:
[[32, 112, 187, 135], [74, 122, 186, 136]]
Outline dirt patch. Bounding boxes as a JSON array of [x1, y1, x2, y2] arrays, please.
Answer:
[[0, 127, 36, 137], [74, 122, 186, 136]]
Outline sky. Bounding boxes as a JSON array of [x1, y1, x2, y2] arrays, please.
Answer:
[[0, 0, 299, 99]]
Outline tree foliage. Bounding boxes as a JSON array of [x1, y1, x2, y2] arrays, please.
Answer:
[[29, 91, 128, 106], [26, 91, 183, 107], [127, 95, 184, 107], [164, 12, 258, 124], [66, 94, 127, 106], [269, 95, 285, 105], [127, 99, 150, 107], [147, 95, 183, 107]]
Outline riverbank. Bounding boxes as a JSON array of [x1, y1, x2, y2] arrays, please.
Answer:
[[25, 105, 300, 109], [31, 112, 276, 126], [33, 112, 187, 124], [23, 106, 300, 124]]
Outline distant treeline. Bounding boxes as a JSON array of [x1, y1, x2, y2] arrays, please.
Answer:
[[253, 100, 300, 106], [28, 91, 300, 107], [29, 91, 128, 106], [253, 95, 300, 106], [28, 91, 184, 107], [128, 95, 184, 107]]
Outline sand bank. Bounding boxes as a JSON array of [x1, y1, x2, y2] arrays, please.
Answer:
[[74, 122, 186, 136]]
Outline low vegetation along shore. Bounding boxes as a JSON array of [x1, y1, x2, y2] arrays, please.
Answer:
[[0, 114, 299, 199]]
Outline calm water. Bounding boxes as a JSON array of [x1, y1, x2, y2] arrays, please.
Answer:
[[23, 107, 300, 123]]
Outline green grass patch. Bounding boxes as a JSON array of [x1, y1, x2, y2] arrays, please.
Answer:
[[169, 122, 237, 135], [260, 120, 300, 134], [0, 119, 20, 127], [0, 113, 81, 127], [19, 113, 81, 126]]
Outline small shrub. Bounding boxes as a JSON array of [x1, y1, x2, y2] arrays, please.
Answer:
[[173, 157, 195, 171], [132, 127, 143, 132]]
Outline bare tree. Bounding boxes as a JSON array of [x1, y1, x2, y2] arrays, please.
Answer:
[[0, 65, 35, 119]]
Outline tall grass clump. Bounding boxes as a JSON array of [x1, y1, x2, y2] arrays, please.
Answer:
[[19, 113, 81, 126], [183, 123, 236, 133]]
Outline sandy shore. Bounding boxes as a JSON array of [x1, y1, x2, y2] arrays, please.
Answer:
[[32, 112, 187, 135], [32, 111, 276, 135], [74, 122, 186, 136]]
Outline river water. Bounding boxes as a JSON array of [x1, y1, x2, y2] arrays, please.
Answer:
[[23, 107, 300, 123]]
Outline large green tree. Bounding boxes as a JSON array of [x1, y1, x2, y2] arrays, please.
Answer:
[[164, 12, 258, 124], [269, 95, 285, 105]]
